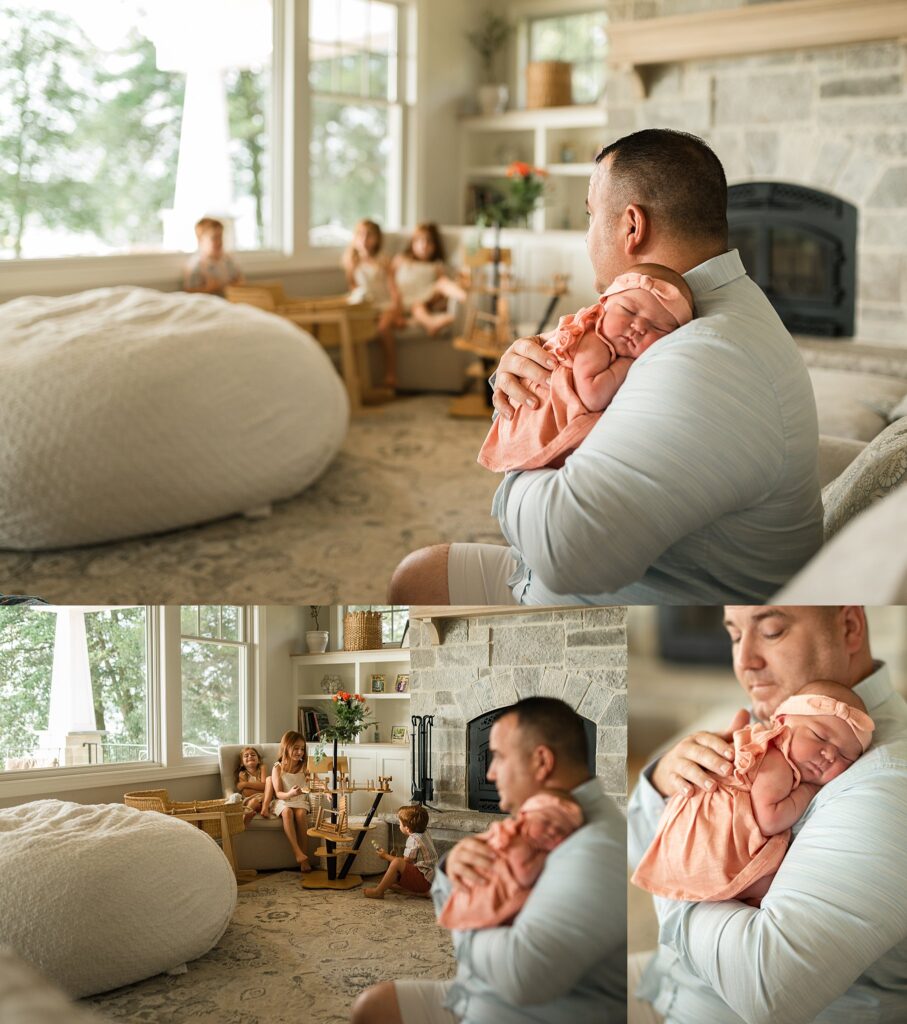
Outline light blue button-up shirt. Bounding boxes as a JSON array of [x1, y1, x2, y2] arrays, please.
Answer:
[[492, 250, 823, 605], [628, 663, 907, 1024], [432, 778, 627, 1023]]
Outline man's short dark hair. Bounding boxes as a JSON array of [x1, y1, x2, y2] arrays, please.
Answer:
[[595, 129, 728, 246], [502, 697, 588, 769]]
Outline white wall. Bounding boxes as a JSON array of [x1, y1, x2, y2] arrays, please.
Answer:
[[258, 605, 307, 742]]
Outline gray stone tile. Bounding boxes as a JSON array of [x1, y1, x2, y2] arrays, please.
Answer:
[[582, 607, 628, 627], [437, 642, 491, 668], [715, 72, 812, 124], [820, 74, 902, 100], [867, 166, 907, 208], [566, 626, 626, 647], [566, 644, 628, 670], [491, 624, 565, 666]]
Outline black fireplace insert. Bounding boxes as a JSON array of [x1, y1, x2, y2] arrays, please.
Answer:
[[727, 182, 856, 337], [467, 708, 597, 814]]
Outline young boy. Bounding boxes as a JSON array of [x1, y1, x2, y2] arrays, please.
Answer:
[[363, 804, 437, 899], [183, 217, 244, 297]]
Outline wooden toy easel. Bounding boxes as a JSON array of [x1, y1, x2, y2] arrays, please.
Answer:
[[449, 249, 569, 419], [301, 752, 393, 890]]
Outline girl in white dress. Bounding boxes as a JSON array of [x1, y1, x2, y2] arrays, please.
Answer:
[[270, 730, 313, 873], [391, 223, 466, 336], [342, 219, 399, 388]]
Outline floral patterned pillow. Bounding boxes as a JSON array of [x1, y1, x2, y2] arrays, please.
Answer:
[[822, 415, 907, 539]]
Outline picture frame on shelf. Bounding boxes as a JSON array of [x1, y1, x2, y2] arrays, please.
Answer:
[[395, 673, 410, 693], [370, 673, 386, 693], [391, 726, 409, 744]]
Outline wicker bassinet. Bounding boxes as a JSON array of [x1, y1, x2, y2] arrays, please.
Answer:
[[123, 789, 244, 839]]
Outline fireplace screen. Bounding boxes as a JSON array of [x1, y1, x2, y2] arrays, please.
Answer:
[[467, 709, 597, 814], [728, 182, 856, 337]]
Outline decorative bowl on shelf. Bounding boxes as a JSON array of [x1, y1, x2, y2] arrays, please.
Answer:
[[320, 673, 343, 694]]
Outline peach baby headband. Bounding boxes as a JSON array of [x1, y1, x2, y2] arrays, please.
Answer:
[[520, 792, 585, 834], [773, 694, 875, 752], [603, 272, 694, 327]]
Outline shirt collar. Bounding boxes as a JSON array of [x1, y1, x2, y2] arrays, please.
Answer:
[[852, 661, 893, 711], [572, 776, 605, 817], [683, 249, 747, 297]]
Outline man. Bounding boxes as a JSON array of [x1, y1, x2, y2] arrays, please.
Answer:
[[351, 697, 627, 1024], [628, 605, 907, 1024], [389, 130, 822, 605]]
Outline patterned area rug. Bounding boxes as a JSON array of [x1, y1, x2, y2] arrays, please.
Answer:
[[87, 871, 456, 1024], [0, 395, 504, 602]]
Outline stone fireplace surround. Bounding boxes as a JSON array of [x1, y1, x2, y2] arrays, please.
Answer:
[[390, 608, 628, 850], [604, 0, 907, 347]]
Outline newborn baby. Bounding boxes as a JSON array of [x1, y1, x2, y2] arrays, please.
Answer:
[[632, 680, 874, 903], [478, 262, 694, 472], [438, 789, 584, 930]]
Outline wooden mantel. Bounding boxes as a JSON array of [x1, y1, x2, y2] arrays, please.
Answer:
[[608, 0, 907, 96]]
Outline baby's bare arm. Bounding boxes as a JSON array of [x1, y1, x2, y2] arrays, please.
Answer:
[[572, 334, 633, 411], [751, 747, 820, 835]]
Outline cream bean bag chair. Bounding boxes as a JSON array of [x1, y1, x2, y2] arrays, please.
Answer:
[[0, 287, 349, 549], [0, 800, 237, 997]]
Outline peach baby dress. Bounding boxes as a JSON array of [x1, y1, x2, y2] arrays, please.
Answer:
[[438, 791, 584, 930], [477, 272, 693, 473], [631, 720, 801, 901]]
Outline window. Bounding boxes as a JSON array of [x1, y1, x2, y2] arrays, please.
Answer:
[[345, 605, 409, 646], [308, 0, 407, 245], [528, 9, 607, 105], [180, 605, 250, 757], [0, 606, 150, 772], [1, 1, 272, 260]]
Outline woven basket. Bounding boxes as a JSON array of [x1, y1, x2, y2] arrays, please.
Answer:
[[526, 61, 572, 109], [124, 789, 244, 839], [343, 610, 383, 651]]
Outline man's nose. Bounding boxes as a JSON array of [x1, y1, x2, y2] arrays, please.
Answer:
[[736, 632, 764, 669]]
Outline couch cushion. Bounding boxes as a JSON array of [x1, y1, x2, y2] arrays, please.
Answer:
[[822, 415, 907, 539], [818, 434, 867, 488], [777, 483, 907, 603], [809, 367, 907, 442]]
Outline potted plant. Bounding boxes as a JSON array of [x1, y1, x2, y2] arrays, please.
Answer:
[[467, 13, 512, 116], [306, 606, 329, 654]]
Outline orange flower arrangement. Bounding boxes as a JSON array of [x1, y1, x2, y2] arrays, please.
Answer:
[[479, 162, 548, 229], [327, 690, 371, 741]]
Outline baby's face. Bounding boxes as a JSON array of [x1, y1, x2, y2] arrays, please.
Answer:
[[786, 714, 862, 784], [602, 287, 678, 356], [523, 810, 572, 849]]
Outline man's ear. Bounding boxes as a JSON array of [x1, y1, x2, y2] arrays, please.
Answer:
[[624, 203, 648, 256], [839, 606, 867, 656], [532, 744, 557, 782]]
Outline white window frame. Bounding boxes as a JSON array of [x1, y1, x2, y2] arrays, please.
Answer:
[[178, 605, 254, 762], [306, 0, 410, 241], [0, 0, 417, 299], [512, 2, 607, 110], [0, 606, 261, 799]]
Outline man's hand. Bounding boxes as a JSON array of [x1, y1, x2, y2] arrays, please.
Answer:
[[491, 335, 555, 420], [650, 709, 749, 797], [446, 835, 495, 890]]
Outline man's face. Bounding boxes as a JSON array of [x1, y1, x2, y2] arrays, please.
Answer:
[[586, 158, 623, 293], [723, 606, 852, 721], [486, 714, 543, 813]]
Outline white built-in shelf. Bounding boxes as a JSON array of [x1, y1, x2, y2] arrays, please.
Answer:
[[298, 692, 410, 701], [459, 104, 607, 233], [608, 0, 907, 97], [291, 647, 407, 665], [461, 104, 605, 131]]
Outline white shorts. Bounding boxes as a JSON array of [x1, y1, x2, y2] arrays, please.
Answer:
[[395, 979, 460, 1024], [447, 543, 520, 606]]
